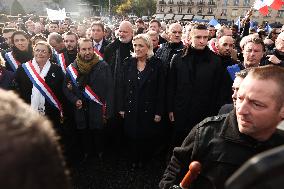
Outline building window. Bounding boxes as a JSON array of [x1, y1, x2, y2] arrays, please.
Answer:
[[178, 6, 182, 13], [160, 6, 164, 12], [221, 9, 227, 16], [208, 7, 213, 14], [223, 0, 228, 6], [168, 0, 174, 4], [277, 10, 284, 17], [187, 7, 192, 13], [264, 10, 271, 17], [197, 8, 202, 14], [243, 0, 250, 6], [234, 0, 239, 6], [169, 7, 173, 13], [232, 9, 238, 17]]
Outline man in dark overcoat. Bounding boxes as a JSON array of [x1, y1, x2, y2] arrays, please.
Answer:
[[63, 38, 113, 159], [167, 24, 229, 147]]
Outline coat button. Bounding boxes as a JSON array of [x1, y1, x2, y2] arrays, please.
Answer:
[[128, 79, 131, 82], [130, 91, 133, 94], [129, 100, 132, 103], [145, 110, 147, 113], [128, 110, 131, 113]]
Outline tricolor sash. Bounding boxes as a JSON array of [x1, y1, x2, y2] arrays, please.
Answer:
[[93, 47, 104, 61], [5, 52, 20, 72], [66, 64, 106, 115], [55, 52, 67, 74], [22, 61, 64, 118]]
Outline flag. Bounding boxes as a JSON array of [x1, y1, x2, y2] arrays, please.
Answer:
[[235, 17, 241, 32], [46, 8, 66, 21], [254, 0, 269, 16], [250, 21, 258, 30], [267, 0, 284, 10], [208, 18, 221, 29], [265, 23, 272, 33]]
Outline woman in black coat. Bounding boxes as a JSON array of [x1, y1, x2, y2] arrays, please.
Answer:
[[14, 41, 65, 131], [3, 30, 33, 72], [118, 34, 165, 167]]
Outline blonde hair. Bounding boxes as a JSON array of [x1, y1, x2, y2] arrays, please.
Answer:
[[131, 34, 154, 59]]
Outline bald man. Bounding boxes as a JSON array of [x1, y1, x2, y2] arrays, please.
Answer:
[[155, 22, 184, 71], [216, 36, 238, 68], [104, 21, 134, 145]]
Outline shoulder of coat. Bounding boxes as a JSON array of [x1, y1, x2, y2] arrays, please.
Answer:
[[197, 114, 227, 128]]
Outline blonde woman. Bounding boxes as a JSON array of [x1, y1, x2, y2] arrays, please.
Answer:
[[118, 34, 166, 168], [14, 41, 65, 130]]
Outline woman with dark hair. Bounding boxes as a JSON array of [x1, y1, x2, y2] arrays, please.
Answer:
[[3, 30, 33, 72]]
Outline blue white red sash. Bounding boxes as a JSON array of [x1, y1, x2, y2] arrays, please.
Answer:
[[55, 52, 67, 74], [5, 52, 20, 72], [66, 64, 106, 114], [93, 48, 104, 61], [22, 61, 64, 118]]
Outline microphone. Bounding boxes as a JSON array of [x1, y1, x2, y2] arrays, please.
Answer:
[[170, 161, 202, 189]]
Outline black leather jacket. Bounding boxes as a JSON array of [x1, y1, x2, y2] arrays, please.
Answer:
[[159, 111, 284, 189]]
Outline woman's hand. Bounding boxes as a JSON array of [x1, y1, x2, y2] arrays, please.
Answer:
[[154, 115, 161, 122], [119, 111, 125, 118], [75, 100, 83, 109], [169, 112, 175, 122]]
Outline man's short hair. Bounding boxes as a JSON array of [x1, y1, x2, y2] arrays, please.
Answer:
[[149, 19, 161, 27], [249, 65, 284, 109], [136, 18, 144, 24], [48, 32, 64, 43], [191, 24, 208, 30], [78, 37, 93, 48], [0, 89, 70, 189], [49, 21, 59, 26], [91, 21, 104, 31], [63, 31, 78, 40], [216, 26, 230, 38], [242, 36, 265, 52]]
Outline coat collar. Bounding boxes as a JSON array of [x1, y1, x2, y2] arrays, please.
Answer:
[[220, 110, 284, 149]]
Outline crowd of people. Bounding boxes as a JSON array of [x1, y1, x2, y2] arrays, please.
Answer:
[[0, 11, 284, 188]]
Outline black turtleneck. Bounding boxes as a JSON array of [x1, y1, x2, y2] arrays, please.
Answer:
[[12, 45, 33, 63], [119, 40, 133, 62]]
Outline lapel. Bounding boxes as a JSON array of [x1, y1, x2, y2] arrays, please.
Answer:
[[99, 39, 108, 55]]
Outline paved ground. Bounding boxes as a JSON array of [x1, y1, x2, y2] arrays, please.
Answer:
[[68, 147, 168, 189]]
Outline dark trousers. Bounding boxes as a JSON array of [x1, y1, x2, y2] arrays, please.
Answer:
[[78, 128, 105, 156]]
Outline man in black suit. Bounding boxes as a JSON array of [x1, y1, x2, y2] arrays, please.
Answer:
[[91, 22, 109, 57]]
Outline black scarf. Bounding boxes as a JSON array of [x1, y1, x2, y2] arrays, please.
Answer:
[[12, 45, 33, 63]]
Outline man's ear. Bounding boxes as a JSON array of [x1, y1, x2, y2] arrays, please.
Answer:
[[280, 105, 284, 119]]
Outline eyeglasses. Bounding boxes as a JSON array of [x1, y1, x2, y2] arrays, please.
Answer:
[[34, 49, 48, 54]]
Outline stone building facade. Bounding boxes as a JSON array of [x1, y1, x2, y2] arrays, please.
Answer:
[[156, 0, 284, 24]]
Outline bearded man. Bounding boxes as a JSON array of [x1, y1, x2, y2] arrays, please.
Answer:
[[64, 38, 113, 160]]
